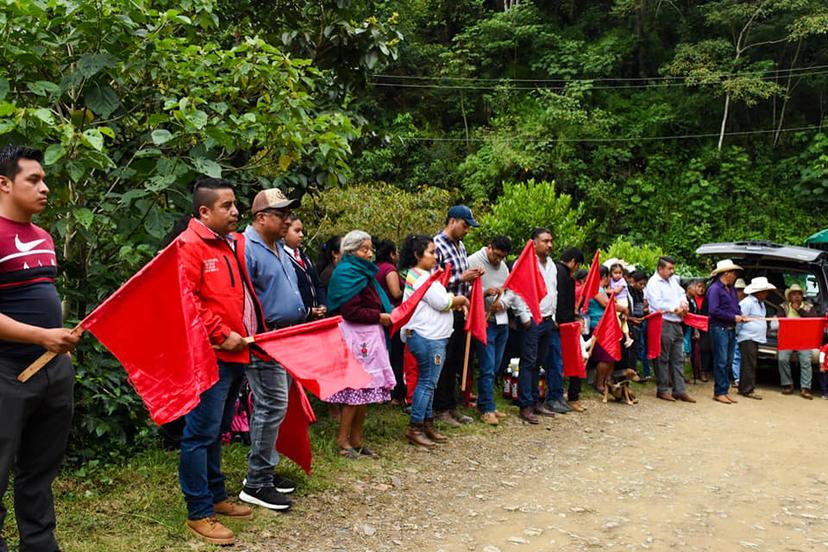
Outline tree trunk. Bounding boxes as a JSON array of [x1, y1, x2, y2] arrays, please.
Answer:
[[774, 39, 802, 147], [718, 92, 730, 151]]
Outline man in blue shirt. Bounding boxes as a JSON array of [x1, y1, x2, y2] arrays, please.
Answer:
[[736, 277, 774, 400], [239, 188, 305, 511]]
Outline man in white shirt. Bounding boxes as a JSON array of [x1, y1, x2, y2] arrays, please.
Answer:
[[644, 256, 695, 403]]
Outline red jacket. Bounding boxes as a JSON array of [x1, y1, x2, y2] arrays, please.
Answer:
[[177, 218, 264, 364]]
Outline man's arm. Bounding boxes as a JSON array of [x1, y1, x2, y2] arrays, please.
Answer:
[[0, 313, 79, 354]]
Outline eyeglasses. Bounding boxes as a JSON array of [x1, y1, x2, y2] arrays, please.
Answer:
[[261, 209, 289, 219], [359, 244, 375, 253]]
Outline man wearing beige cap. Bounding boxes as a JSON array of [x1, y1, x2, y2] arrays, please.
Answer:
[[240, 188, 303, 512], [778, 283, 817, 399]]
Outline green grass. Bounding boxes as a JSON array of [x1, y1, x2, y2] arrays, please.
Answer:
[[2, 395, 515, 552]]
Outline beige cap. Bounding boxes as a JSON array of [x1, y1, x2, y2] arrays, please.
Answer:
[[734, 278, 747, 289], [784, 283, 804, 301], [251, 188, 300, 214], [744, 276, 776, 295], [710, 259, 743, 276]]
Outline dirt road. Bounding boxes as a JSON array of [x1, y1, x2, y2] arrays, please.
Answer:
[[256, 383, 828, 552]]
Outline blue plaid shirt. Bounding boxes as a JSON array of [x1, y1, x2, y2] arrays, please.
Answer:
[[434, 231, 470, 297]]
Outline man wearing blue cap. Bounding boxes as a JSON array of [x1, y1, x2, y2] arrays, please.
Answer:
[[432, 205, 484, 426]]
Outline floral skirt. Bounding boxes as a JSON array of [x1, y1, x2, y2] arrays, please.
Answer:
[[327, 320, 396, 406]]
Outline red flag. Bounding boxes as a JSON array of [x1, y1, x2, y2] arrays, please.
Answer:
[[645, 311, 663, 359], [275, 379, 316, 475], [683, 312, 709, 332], [560, 321, 585, 377], [440, 262, 452, 287], [81, 241, 217, 425], [465, 276, 487, 346], [777, 317, 827, 350], [253, 316, 372, 400], [389, 268, 446, 336], [593, 293, 622, 361], [503, 240, 547, 324], [576, 250, 601, 313]]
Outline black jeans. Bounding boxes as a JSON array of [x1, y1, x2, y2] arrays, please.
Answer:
[[433, 312, 466, 412], [0, 354, 74, 552], [738, 340, 758, 396]]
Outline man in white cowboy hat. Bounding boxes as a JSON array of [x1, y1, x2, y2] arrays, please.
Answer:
[[730, 278, 747, 386], [706, 259, 749, 404], [778, 283, 817, 399], [736, 277, 775, 399]]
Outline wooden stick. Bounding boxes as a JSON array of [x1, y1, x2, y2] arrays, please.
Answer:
[[460, 328, 473, 392], [17, 324, 82, 383]]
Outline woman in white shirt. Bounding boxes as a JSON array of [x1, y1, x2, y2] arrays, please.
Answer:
[[399, 235, 469, 448]]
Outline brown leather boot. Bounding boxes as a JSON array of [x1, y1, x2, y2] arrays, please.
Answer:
[[423, 419, 448, 442], [405, 423, 436, 448], [185, 517, 234, 545], [213, 499, 253, 519]]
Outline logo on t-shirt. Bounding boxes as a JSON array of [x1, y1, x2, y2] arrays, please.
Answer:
[[203, 258, 219, 273]]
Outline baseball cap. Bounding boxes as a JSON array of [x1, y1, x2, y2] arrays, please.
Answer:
[[251, 188, 300, 214], [447, 205, 479, 227]]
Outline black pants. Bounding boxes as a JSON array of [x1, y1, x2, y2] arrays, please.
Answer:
[[567, 377, 582, 402], [434, 312, 466, 412], [389, 332, 406, 401], [738, 340, 758, 395], [0, 354, 74, 552]]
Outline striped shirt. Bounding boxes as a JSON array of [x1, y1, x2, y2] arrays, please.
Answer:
[[433, 231, 470, 297]]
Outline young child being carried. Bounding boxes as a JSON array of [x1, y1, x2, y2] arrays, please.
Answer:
[[608, 262, 634, 348]]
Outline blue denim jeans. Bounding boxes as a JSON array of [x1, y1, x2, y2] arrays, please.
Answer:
[[407, 332, 448, 424], [474, 322, 509, 414], [518, 319, 553, 408], [544, 328, 564, 403], [245, 357, 289, 489], [179, 360, 245, 520], [639, 320, 651, 377], [732, 343, 741, 381], [710, 325, 735, 397]]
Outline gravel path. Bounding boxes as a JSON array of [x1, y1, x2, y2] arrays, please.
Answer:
[[247, 382, 828, 551]]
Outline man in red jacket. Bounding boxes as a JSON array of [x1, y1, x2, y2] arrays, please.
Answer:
[[176, 178, 265, 546]]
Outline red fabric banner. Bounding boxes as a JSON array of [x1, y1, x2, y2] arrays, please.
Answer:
[[465, 276, 487, 346], [253, 316, 372, 400], [683, 312, 709, 332], [560, 321, 585, 377], [275, 379, 316, 475], [389, 268, 446, 336], [645, 311, 663, 359], [593, 294, 622, 361], [440, 262, 452, 287], [576, 250, 601, 313], [777, 317, 827, 351], [502, 240, 547, 324], [81, 241, 217, 425]]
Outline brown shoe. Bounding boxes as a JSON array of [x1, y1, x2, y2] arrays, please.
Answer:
[[493, 410, 507, 419], [782, 385, 795, 395], [434, 410, 461, 428], [657, 392, 676, 402], [481, 412, 499, 425], [713, 395, 732, 404], [423, 419, 448, 442], [405, 423, 436, 448], [519, 407, 539, 424], [674, 394, 697, 403], [725, 394, 738, 403], [534, 404, 556, 417], [186, 517, 234, 545], [213, 500, 252, 519], [801, 388, 813, 400], [567, 400, 587, 412]]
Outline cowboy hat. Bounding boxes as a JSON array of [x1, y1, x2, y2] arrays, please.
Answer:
[[734, 278, 746, 289], [710, 259, 743, 276], [744, 276, 776, 295], [784, 283, 805, 301]]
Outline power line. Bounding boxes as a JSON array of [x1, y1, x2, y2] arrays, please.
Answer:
[[371, 64, 828, 84], [369, 68, 828, 91], [392, 124, 822, 143]]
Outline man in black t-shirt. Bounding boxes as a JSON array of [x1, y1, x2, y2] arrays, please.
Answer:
[[0, 145, 79, 552]]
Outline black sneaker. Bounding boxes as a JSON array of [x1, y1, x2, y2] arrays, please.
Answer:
[[273, 475, 296, 494], [238, 486, 292, 511]]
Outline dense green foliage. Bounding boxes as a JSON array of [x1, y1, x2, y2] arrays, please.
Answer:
[[1, 0, 826, 459]]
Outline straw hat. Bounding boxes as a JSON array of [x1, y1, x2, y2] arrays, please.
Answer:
[[710, 259, 743, 276], [734, 278, 747, 290], [784, 283, 804, 301], [744, 276, 776, 295]]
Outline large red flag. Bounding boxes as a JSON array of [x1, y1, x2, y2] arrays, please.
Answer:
[[389, 268, 446, 336], [560, 321, 585, 377], [275, 379, 316, 475], [593, 294, 622, 361], [465, 276, 487, 346], [503, 240, 547, 324], [645, 311, 663, 359], [777, 317, 827, 350], [576, 250, 601, 313], [253, 316, 372, 400], [81, 241, 217, 425], [683, 312, 709, 332]]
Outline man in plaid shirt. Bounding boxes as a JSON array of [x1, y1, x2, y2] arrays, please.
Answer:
[[433, 205, 484, 426]]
